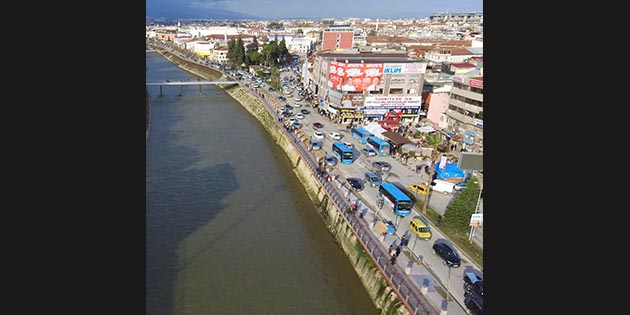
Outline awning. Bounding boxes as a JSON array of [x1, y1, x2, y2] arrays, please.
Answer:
[[382, 131, 413, 145], [452, 135, 463, 141], [440, 130, 456, 138], [464, 137, 474, 144], [417, 126, 436, 133], [465, 131, 477, 137]]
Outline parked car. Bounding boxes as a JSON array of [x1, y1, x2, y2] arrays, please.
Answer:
[[300, 109, 310, 115], [432, 242, 461, 267], [346, 177, 365, 191], [327, 132, 342, 140], [292, 121, 303, 129], [372, 161, 392, 172], [325, 155, 337, 166], [454, 182, 467, 191], [464, 294, 483, 315], [312, 122, 324, 129], [310, 140, 322, 151], [361, 147, 377, 156], [408, 183, 430, 195], [364, 171, 382, 187], [296, 113, 305, 119], [463, 272, 483, 298], [343, 142, 354, 149], [409, 218, 432, 240], [313, 131, 325, 140]]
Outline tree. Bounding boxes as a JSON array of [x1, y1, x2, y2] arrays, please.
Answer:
[[443, 179, 480, 233], [368, 30, 377, 36], [421, 133, 443, 215]]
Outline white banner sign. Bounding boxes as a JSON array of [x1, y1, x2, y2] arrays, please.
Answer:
[[364, 96, 422, 107], [470, 213, 483, 227]]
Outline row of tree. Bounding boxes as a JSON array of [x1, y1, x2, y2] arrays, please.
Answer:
[[226, 36, 292, 70]]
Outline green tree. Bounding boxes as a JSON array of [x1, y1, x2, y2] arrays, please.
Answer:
[[278, 38, 290, 65], [296, 28, 303, 35], [421, 133, 443, 215], [368, 30, 377, 36], [235, 35, 245, 68], [443, 178, 480, 233], [226, 38, 236, 65]]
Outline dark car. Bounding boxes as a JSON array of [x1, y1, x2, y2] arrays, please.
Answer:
[[464, 272, 483, 298], [312, 122, 324, 129], [464, 294, 483, 315], [300, 109, 310, 115], [432, 242, 461, 267], [372, 161, 392, 172], [454, 182, 467, 191], [346, 177, 364, 191], [325, 155, 337, 166]]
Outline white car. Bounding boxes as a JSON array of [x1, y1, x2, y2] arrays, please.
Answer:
[[313, 131, 325, 140], [361, 147, 377, 156], [296, 113, 305, 119], [327, 132, 342, 140]]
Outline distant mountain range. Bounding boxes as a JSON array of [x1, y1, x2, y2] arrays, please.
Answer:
[[146, 5, 260, 20]]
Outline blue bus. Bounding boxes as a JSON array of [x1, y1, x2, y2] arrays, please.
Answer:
[[366, 136, 390, 156], [351, 127, 373, 144], [332, 141, 354, 164], [378, 182, 413, 217]]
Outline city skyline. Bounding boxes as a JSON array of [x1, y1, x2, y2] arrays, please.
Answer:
[[146, 0, 483, 20]]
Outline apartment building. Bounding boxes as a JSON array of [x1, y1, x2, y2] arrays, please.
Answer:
[[444, 73, 483, 152], [321, 24, 354, 51], [309, 50, 428, 126]]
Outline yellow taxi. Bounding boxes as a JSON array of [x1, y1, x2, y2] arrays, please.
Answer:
[[408, 183, 430, 195], [409, 218, 432, 240]]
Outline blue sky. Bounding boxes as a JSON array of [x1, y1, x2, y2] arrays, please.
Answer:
[[146, 0, 483, 20]]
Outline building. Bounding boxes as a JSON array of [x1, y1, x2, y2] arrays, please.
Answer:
[[430, 12, 483, 24], [321, 23, 354, 51], [444, 73, 483, 152], [309, 50, 428, 127]]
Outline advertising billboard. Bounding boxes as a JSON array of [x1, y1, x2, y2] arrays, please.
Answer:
[[363, 96, 422, 117], [383, 63, 427, 74], [328, 61, 384, 92], [340, 94, 364, 108]]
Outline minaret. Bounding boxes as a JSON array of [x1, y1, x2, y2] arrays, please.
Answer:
[[375, 19, 379, 32]]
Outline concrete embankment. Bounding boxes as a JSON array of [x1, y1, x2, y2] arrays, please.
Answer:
[[148, 49, 413, 315]]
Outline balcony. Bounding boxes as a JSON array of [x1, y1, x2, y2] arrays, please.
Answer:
[[446, 109, 476, 125], [448, 98, 483, 114], [450, 86, 483, 102]]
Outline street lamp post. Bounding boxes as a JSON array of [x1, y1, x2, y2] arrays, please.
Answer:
[[445, 265, 452, 301]]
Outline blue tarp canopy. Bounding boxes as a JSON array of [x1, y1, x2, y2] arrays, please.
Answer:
[[434, 162, 465, 179]]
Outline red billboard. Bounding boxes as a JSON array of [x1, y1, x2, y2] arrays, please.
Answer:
[[327, 61, 384, 92]]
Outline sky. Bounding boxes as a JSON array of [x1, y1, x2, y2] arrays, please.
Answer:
[[146, 0, 483, 20]]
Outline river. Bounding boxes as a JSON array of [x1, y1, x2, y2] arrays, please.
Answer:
[[146, 52, 379, 315]]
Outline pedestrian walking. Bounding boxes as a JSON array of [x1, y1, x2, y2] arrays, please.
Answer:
[[437, 215, 442, 227]]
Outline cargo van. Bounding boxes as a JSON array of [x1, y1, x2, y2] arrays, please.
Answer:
[[431, 179, 456, 194]]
